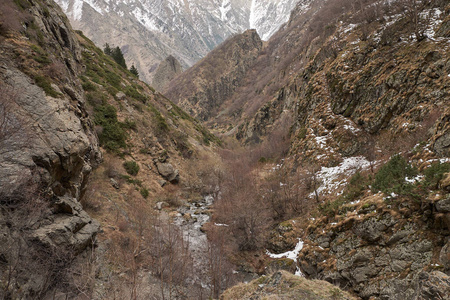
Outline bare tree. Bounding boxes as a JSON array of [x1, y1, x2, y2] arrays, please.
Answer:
[[400, 0, 431, 41]]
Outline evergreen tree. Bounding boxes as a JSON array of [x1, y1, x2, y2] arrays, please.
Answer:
[[111, 46, 127, 69], [130, 65, 139, 77], [103, 43, 112, 56]]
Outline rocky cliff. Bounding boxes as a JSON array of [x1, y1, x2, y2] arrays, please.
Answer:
[[169, 0, 450, 298], [152, 55, 183, 92], [0, 0, 101, 297]]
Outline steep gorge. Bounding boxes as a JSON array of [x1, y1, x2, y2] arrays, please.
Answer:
[[166, 0, 450, 298], [1, 0, 450, 299]]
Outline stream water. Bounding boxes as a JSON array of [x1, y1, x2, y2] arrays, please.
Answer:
[[173, 195, 214, 283]]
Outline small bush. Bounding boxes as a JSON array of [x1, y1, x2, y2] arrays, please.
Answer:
[[34, 75, 59, 97], [121, 118, 137, 131], [123, 160, 139, 176], [124, 85, 147, 103], [372, 154, 417, 194], [343, 172, 367, 202], [104, 70, 121, 90], [82, 81, 97, 91], [149, 104, 169, 137], [423, 162, 450, 189], [140, 187, 149, 199], [94, 104, 127, 151], [120, 174, 142, 186], [86, 91, 107, 108]]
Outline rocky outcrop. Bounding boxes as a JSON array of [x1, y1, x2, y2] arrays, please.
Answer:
[[415, 271, 450, 300], [0, 0, 101, 297], [152, 55, 183, 91], [298, 191, 450, 300], [165, 29, 262, 120], [221, 270, 358, 299]]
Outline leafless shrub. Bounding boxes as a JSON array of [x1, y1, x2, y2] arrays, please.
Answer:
[[0, 1, 29, 36], [45, 61, 66, 79]]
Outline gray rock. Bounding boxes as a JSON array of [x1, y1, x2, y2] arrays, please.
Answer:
[[414, 271, 450, 300], [32, 196, 99, 252], [440, 241, 450, 271], [116, 91, 126, 100], [436, 198, 450, 213], [434, 132, 450, 157], [354, 214, 396, 242], [156, 201, 169, 210], [110, 178, 120, 189], [155, 161, 180, 183]]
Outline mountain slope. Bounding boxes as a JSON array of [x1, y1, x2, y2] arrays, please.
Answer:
[[0, 0, 219, 297], [165, 29, 263, 121], [167, 0, 450, 298], [54, 0, 299, 83]]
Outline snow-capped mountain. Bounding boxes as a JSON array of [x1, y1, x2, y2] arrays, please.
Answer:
[[54, 0, 299, 83]]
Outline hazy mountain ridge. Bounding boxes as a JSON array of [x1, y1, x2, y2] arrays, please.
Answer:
[[54, 0, 299, 83]]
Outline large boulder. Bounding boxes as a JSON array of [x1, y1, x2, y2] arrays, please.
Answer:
[[155, 161, 179, 183]]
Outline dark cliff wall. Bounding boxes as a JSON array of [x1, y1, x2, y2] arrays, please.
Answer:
[[0, 0, 101, 297]]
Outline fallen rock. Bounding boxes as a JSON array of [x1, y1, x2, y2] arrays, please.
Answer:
[[110, 178, 120, 189], [436, 197, 450, 213], [116, 91, 126, 100], [155, 161, 179, 183], [155, 201, 169, 210], [32, 196, 99, 253]]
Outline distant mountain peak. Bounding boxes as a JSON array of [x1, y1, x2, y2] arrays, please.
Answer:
[[54, 0, 299, 83]]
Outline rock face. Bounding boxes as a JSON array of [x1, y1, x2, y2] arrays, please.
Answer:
[[298, 192, 450, 300], [165, 29, 263, 120], [0, 0, 101, 297], [152, 55, 183, 91], [415, 271, 450, 300], [54, 0, 299, 83]]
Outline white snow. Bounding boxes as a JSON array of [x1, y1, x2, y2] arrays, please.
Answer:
[[133, 7, 160, 31], [267, 239, 305, 276], [405, 175, 424, 184], [316, 156, 372, 195], [266, 238, 304, 261], [72, 0, 84, 20], [342, 23, 357, 34], [219, 0, 231, 22], [214, 223, 229, 227]]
